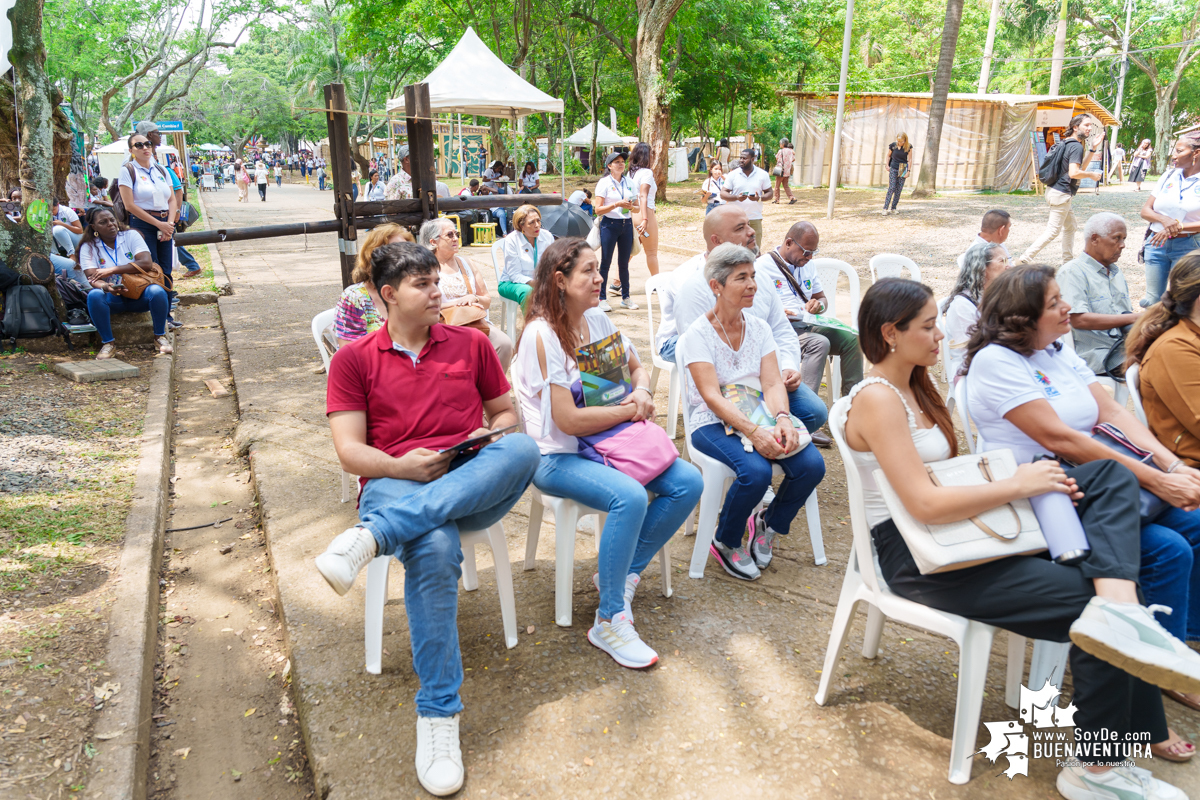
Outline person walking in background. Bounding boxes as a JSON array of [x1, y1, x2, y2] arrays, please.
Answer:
[[720, 149, 771, 244], [594, 151, 637, 311], [701, 161, 725, 214], [274, 162, 282, 188], [1110, 141, 1127, 182], [1129, 139, 1154, 191], [1138, 131, 1200, 307], [629, 142, 660, 277], [772, 138, 796, 205], [1017, 114, 1102, 265], [715, 138, 731, 173], [234, 160, 249, 202], [882, 133, 912, 215], [255, 161, 269, 201]]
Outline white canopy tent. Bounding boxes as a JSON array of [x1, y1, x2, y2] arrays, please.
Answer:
[[385, 27, 567, 193], [563, 122, 624, 148], [94, 140, 180, 182]]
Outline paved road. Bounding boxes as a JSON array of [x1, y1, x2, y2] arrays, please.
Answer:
[[204, 180, 1200, 799]]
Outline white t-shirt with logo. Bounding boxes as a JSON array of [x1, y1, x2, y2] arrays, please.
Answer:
[[117, 163, 174, 212], [965, 342, 1098, 463], [754, 250, 823, 317], [1149, 168, 1200, 233], [722, 166, 772, 221], [79, 230, 151, 288], [595, 174, 634, 220], [53, 206, 79, 226]]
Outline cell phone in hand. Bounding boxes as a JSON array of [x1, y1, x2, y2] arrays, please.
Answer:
[[438, 425, 519, 456]]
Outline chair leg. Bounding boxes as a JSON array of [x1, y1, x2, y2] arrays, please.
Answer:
[[341, 470, 352, 504], [1005, 633, 1027, 709], [658, 543, 672, 598], [804, 490, 826, 566], [524, 496, 544, 571], [461, 537, 479, 592], [1029, 639, 1071, 691], [815, 555, 865, 705], [484, 523, 519, 649], [555, 502, 580, 627], [364, 556, 391, 675], [648, 364, 661, 394], [666, 368, 681, 440], [861, 604, 885, 658], [829, 357, 843, 402], [1114, 383, 1130, 409], [947, 623, 997, 785], [689, 472, 726, 579]]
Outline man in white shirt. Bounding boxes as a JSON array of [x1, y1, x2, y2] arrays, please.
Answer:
[[385, 145, 413, 201], [959, 209, 1012, 268], [756, 221, 863, 403], [720, 149, 772, 244], [671, 206, 830, 439]]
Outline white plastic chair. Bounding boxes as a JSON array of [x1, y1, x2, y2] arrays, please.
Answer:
[[936, 302, 953, 390], [364, 522, 519, 674], [311, 308, 355, 503], [524, 489, 673, 628], [676, 347, 825, 578], [952, 374, 979, 454], [645, 273, 682, 439], [1126, 362, 1148, 426], [869, 253, 922, 284], [490, 238, 519, 339], [810, 258, 861, 402]]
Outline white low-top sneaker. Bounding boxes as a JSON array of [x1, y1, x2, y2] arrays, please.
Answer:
[[592, 572, 639, 621], [588, 611, 658, 669], [314, 526, 377, 596], [598, 299, 612, 313], [1056, 764, 1187, 800], [415, 714, 464, 796], [1069, 597, 1200, 694]]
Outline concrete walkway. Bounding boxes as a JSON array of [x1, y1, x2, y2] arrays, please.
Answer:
[[205, 182, 1200, 799]]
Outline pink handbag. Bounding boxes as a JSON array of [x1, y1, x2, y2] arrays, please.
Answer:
[[579, 420, 679, 486]]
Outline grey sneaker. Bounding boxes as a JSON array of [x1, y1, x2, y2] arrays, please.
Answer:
[[1056, 763, 1185, 800], [598, 298, 612, 312], [1069, 597, 1200, 694], [593, 572, 639, 621], [620, 298, 639, 310], [710, 541, 760, 581], [749, 508, 778, 570]]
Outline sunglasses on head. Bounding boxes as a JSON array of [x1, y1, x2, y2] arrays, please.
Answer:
[[132, 141, 152, 150]]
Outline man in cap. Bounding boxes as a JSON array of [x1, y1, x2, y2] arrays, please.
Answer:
[[385, 145, 413, 200]]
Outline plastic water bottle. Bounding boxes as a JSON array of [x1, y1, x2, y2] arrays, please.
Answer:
[[1029, 490, 1090, 565]]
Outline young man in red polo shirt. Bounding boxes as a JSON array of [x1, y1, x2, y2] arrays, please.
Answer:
[[319, 242, 540, 796]]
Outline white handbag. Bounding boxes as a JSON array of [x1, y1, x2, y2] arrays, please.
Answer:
[[586, 218, 601, 250], [873, 449, 1047, 574]]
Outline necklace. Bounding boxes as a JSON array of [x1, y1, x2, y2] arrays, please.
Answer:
[[712, 309, 743, 351]]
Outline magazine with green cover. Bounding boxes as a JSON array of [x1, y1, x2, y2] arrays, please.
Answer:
[[576, 331, 632, 407], [720, 384, 802, 436], [801, 312, 859, 333]]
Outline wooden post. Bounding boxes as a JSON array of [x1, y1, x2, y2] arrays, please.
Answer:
[[325, 83, 357, 288], [404, 84, 439, 224]]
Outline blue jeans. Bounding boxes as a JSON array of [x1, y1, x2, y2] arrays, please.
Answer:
[[86, 285, 169, 342], [690, 423, 826, 548], [490, 207, 509, 235], [52, 226, 80, 256], [356, 434, 540, 717], [1139, 507, 1200, 642], [599, 217, 633, 299], [51, 254, 86, 285], [177, 246, 199, 273], [276, 176, 281, 187], [533, 454, 703, 620], [658, 337, 677, 365], [1142, 234, 1200, 306], [789, 385, 829, 433], [318, 175, 325, 190]]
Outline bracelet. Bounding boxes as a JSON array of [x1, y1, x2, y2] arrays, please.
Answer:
[[633, 386, 652, 396], [774, 411, 790, 421], [747, 424, 760, 436], [1166, 459, 1184, 474]]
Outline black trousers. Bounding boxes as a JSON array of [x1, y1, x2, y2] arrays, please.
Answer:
[[884, 165, 906, 209], [872, 459, 1167, 755]]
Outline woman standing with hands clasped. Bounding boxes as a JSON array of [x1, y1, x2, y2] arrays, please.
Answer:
[[117, 132, 179, 304], [594, 151, 639, 311], [629, 142, 660, 278], [1138, 131, 1200, 307], [882, 133, 912, 215]]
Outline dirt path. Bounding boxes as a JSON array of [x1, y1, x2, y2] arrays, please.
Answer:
[[146, 304, 313, 799]]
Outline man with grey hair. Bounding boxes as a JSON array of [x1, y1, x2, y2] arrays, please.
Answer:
[[1057, 211, 1140, 376], [385, 144, 412, 200]]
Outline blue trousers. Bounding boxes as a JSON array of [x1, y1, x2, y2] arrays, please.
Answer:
[[690, 423, 826, 548], [533, 454, 702, 619], [356, 434, 540, 717], [177, 246, 199, 273], [1142, 234, 1200, 306], [599, 217, 633, 299], [1140, 506, 1200, 641], [86, 285, 169, 342], [52, 254, 86, 285], [53, 226, 81, 257]]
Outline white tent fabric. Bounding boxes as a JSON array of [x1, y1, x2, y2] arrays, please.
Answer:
[[385, 27, 564, 117], [0, 0, 14, 76], [563, 122, 624, 147]]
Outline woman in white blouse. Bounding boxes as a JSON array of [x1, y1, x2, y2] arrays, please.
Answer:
[[518, 161, 540, 194], [419, 218, 513, 371], [365, 169, 387, 202], [628, 142, 660, 277], [497, 204, 554, 312], [1139, 131, 1200, 306], [116, 132, 179, 301], [843, 276, 1200, 791], [680, 243, 825, 581], [940, 241, 1009, 383], [701, 161, 725, 215], [514, 237, 702, 670]]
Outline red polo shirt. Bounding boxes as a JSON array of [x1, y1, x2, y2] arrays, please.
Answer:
[[326, 324, 510, 462]]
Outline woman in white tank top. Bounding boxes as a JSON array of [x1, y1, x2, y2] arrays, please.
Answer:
[[840, 277, 1200, 789]]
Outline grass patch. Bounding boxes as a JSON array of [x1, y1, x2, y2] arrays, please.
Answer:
[[0, 491, 131, 591], [177, 191, 218, 294]]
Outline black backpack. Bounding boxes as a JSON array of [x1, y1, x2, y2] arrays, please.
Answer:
[[1038, 143, 1067, 186], [2, 282, 64, 349]]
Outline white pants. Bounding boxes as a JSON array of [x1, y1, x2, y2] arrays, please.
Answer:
[[1019, 188, 1077, 263]]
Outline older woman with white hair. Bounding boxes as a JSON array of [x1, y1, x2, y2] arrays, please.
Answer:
[[679, 243, 826, 581], [940, 240, 1011, 382], [498, 204, 555, 312], [419, 218, 514, 371]]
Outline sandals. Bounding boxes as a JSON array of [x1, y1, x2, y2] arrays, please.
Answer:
[[1164, 688, 1200, 711], [1151, 728, 1195, 762]]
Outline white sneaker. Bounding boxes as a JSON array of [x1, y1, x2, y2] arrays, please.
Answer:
[[1069, 597, 1200, 694], [415, 715, 464, 796], [155, 335, 173, 355], [598, 299, 612, 312], [1056, 764, 1186, 800], [96, 343, 117, 360], [620, 298, 639, 310], [592, 572, 639, 621], [314, 526, 377, 596], [588, 611, 658, 669]]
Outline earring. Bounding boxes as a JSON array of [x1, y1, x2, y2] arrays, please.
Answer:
[[889, 343, 896, 353]]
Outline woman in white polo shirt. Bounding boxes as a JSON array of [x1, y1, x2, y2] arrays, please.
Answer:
[[594, 151, 638, 311], [966, 265, 1200, 759], [1140, 131, 1200, 306], [116, 132, 179, 294]]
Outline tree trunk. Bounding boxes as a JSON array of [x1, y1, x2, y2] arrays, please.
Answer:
[[1152, 87, 1177, 173], [1048, 0, 1068, 95], [488, 118, 508, 169], [911, 0, 964, 198], [1, 0, 60, 310], [634, 0, 686, 203]]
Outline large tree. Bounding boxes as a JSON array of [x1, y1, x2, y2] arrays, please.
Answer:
[[911, 0, 964, 197]]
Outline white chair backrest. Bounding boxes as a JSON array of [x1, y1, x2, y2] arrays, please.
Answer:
[[828, 397, 886, 595], [675, 344, 701, 441], [810, 258, 861, 322], [953, 373, 979, 454], [311, 308, 338, 373], [645, 272, 668, 353], [490, 239, 505, 284], [956, 251, 966, 271], [1126, 362, 1148, 425], [869, 253, 922, 284]]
